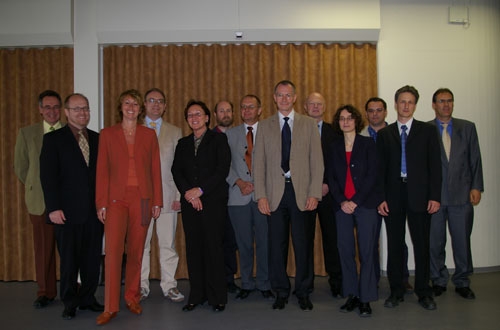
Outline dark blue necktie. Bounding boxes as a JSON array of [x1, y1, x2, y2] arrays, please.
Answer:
[[401, 124, 407, 176], [281, 117, 291, 173]]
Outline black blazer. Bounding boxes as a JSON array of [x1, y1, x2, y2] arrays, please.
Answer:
[[326, 134, 381, 211], [320, 122, 341, 183], [172, 128, 231, 208], [40, 125, 99, 224], [377, 120, 442, 212]]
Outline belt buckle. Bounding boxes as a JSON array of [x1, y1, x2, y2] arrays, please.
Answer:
[[401, 177, 408, 183], [284, 176, 292, 183]]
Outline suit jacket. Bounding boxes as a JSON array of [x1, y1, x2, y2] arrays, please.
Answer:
[[96, 124, 163, 218], [253, 111, 324, 212], [14, 122, 46, 215], [377, 119, 442, 212], [153, 120, 182, 213], [320, 122, 340, 183], [226, 123, 256, 206], [172, 128, 230, 205], [326, 134, 381, 211], [429, 118, 484, 205], [39, 125, 99, 224]]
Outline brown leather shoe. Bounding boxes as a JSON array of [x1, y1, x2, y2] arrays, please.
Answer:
[[126, 302, 142, 315], [96, 311, 117, 325]]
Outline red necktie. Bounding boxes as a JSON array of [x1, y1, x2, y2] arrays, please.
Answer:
[[245, 126, 253, 174]]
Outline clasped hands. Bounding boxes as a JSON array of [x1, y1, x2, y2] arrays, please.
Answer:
[[184, 187, 203, 211]]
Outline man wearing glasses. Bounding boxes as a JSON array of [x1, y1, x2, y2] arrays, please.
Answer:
[[14, 90, 61, 309], [140, 88, 184, 302], [40, 93, 104, 319]]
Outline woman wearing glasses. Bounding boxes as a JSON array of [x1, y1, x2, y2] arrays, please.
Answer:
[[326, 104, 381, 317], [172, 99, 231, 312], [95, 89, 162, 325]]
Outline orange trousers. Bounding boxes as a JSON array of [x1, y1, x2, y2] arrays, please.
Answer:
[[104, 187, 148, 312]]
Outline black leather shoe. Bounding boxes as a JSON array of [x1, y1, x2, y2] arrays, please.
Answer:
[[213, 304, 225, 312], [236, 289, 251, 300], [404, 281, 414, 294], [384, 295, 404, 308], [79, 301, 104, 312], [418, 296, 437, 310], [272, 296, 288, 310], [227, 282, 241, 294], [182, 303, 198, 312], [340, 295, 360, 312], [432, 285, 447, 297], [261, 290, 275, 300], [298, 297, 313, 311], [62, 307, 76, 320], [359, 302, 372, 317], [455, 287, 475, 299], [33, 296, 54, 309]]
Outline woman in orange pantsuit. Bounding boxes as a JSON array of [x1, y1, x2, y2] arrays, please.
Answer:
[[95, 89, 162, 325]]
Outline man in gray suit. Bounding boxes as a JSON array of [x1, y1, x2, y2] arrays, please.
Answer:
[[226, 94, 274, 300], [254, 80, 323, 311], [140, 88, 184, 302], [14, 90, 61, 308], [429, 88, 483, 300]]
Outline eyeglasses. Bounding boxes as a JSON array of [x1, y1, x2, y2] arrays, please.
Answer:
[[275, 93, 294, 99], [41, 105, 61, 111], [147, 98, 165, 105], [339, 116, 354, 122], [68, 106, 90, 113], [187, 112, 203, 119], [436, 99, 453, 104], [306, 102, 323, 107], [240, 104, 257, 110], [367, 108, 385, 114]]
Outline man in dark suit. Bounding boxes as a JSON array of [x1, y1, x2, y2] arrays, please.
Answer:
[[303, 92, 342, 297], [377, 85, 441, 311], [254, 80, 323, 311], [40, 93, 104, 320], [428, 88, 483, 300]]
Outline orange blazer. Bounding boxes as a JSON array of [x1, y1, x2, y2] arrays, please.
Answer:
[[96, 124, 163, 217]]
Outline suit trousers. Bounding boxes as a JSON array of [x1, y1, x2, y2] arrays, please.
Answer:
[[268, 182, 315, 298], [228, 201, 271, 291], [29, 213, 57, 299], [223, 213, 238, 283], [55, 219, 103, 308], [104, 187, 148, 312], [141, 212, 179, 296], [430, 203, 474, 288], [385, 182, 432, 298], [308, 193, 342, 288], [336, 206, 379, 303]]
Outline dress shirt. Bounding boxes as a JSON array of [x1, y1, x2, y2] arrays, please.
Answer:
[[43, 120, 62, 134], [145, 117, 162, 136]]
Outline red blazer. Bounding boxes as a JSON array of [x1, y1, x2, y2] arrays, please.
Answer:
[[96, 124, 163, 220]]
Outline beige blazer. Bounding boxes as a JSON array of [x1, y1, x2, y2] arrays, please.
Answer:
[[14, 122, 46, 215], [156, 120, 182, 213], [253, 111, 324, 212]]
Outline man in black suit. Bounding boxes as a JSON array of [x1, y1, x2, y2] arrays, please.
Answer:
[[40, 93, 104, 320], [303, 92, 342, 297], [377, 85, 441, 311]]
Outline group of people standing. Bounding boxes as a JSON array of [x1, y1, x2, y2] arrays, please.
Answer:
[[13, 80, 483, 324]]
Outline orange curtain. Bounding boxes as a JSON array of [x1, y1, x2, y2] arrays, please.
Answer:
[[103, 43, 377, 280], [0, 47, 74, 281]]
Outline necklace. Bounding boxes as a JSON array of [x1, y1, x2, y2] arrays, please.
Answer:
[[123, 126, 136, 136]]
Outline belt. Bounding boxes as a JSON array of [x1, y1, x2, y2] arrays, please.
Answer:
[[284, 177, 292, 183], [401, 177, 408, 183]]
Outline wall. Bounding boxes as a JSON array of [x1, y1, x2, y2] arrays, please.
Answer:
[[0, 0, 498, 270]]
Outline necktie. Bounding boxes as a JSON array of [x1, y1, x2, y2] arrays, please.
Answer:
[[78, 130, 90, 166], [442, 123, 451, 161], [49, 126, 55, 131], [281, 117, 291, 173], [401, 125, 407, 176], [245, 126, 253, 174], [149, 121, 158, 135]]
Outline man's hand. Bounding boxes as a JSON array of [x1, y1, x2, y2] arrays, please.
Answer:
[[321, 183, 329, 197], [258, 198, 271, 216], [427, 200, 440, 214], [470, 189, 482, 206], [304, 197, 319, 211], [236, 179, 254, 196], [49, 210, 66, 225], [378, 201, 389, 216]]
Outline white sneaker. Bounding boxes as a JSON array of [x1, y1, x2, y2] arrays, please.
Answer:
[[140, 288, 149, 301], [165, 287, 184, 302]]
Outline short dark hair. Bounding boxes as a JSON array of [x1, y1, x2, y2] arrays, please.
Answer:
[[144, 88, 166, 102], [240, 94, 262, 108], [38, 90, 62, 107], [185, 99, 211, 127], [395, 85, 419, 104], [274, 80, 296, 94], [213, 100, 234, 113], [117, 89, 143, 121], [364, 97, 387, 111], [332, 104, 365, 134], [432, 88, 454, 103]]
